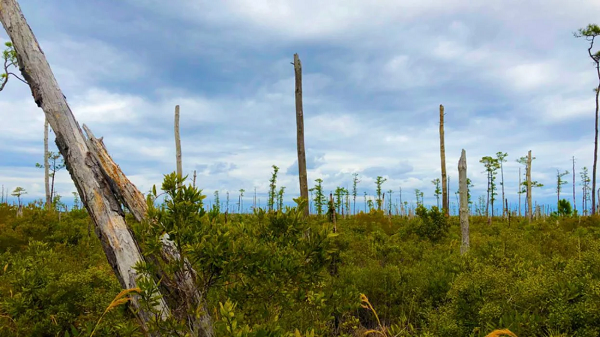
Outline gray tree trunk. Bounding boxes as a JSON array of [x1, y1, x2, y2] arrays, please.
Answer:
[[175, 105, 182, 185], [439, 104, 448, 216], [44, 117, 51, 209], [458, 149, 469, 254], [0, 0, 171, 332], [293, 54, 309, 216], [527, 150, 533, 223]]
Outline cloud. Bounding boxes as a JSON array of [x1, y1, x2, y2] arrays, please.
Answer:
[[2, 0, 600, 213], [285, 152, 326, 175]]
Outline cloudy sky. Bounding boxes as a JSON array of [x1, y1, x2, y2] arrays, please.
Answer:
[[1, 0, 599, 214]]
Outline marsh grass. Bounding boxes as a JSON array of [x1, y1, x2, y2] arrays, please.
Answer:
[[89, 287, 141, 337]]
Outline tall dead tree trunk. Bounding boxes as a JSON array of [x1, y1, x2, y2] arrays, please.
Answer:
[[175, 105, 182, 186], [439, 104, 448, 216], [518, 167, 522, 217], [573, 156, 577, 214], [44, 117, 51, 209], [527, 150, 533, 223], [293, 54, 309, 217], [458, 149, 469, 254]]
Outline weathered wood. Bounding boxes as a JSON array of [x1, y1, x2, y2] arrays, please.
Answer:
[[293, 54, 309, 217], [439, 104, 448, 216], [527, 150, 533, 223], [83, 124, 214, 337], [0, 0, 169, 331], [175, 105, 182, 186], [44, 117, 51, 209], [458, 149, 469, 255], [82, 125, 148, 222]]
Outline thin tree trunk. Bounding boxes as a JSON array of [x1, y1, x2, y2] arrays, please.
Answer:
[[518, 167, 522, 217], [458, 149, 469, 254], [573, 156, 576, 214], [594, 84, 600, 215], [193, 170, 197, 188], [175, 105, 182, 187], [527, 150, 533, 223], [500, 160, 505, 219], [44, 118, 51, 209], [293, 54, 309, 217], [0, 0, 170, 331], [439, 104, 448, 216]]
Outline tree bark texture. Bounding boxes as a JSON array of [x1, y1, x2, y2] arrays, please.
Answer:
[[439, 104, 448, 216], [293, 54, 309, 216], [458, 149, 469, 254]]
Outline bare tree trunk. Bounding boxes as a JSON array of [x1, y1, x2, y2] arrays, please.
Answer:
[[293, 54, 309, 217], [458, 149, 469, 254], [0, 1, 177, 333], [594, 85, 600, 215], [518, 167, 522, 217], [527, 150, 533, 223], [573, 156, 577, 214], [44, 117, 51, 209], [439, 104, 448, 216], [175, 105, 182, 186], [329, 193, 337, 233], [193, 169, 197, 188]]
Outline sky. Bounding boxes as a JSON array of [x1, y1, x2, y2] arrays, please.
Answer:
[[1, 0, 600, 214]]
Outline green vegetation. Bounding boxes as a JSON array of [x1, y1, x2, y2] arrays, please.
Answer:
[[3, 172, 600, 336]]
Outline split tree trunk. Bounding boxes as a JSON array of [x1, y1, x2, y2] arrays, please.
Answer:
[[44, 117, 51, 209], [293, 54, 309, 216], [0, 0, 170, 330], [458, 149, 469, 254], [175, 105, 182, 186], [439, 104, 448, 216], [527, 150, 533, 223]]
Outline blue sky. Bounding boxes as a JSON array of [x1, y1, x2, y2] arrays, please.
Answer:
[[1, 0, 600, 213]]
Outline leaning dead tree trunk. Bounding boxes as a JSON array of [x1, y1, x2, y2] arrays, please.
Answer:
[[0, 0, 171, 330], [293, 54, 309, 217], [458, 149, 469, 254], [175, 105, 182, 186], [83, 125, 213, 336], [439, 104, 448, 216], [44, 117, 51, 209], [527, 150, 533, 223]]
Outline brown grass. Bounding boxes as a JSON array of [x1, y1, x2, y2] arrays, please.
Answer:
[[89, 287, 141, 337]]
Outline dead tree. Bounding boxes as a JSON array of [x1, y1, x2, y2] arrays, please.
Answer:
[[458, 149, 469, 254], [175, 105, 182, 186], [293, 54, 309, 216], [573, 156, 577, 214], [44, 118, 51, 209], [527, 150, 533, 223], [0, 1, 213, 335], [439, 104, 449, 216]]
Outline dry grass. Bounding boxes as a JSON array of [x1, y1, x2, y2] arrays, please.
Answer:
[[485, 329, 518, 337], [360, 293, 518, 337], [89, 287, 141, 337]]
